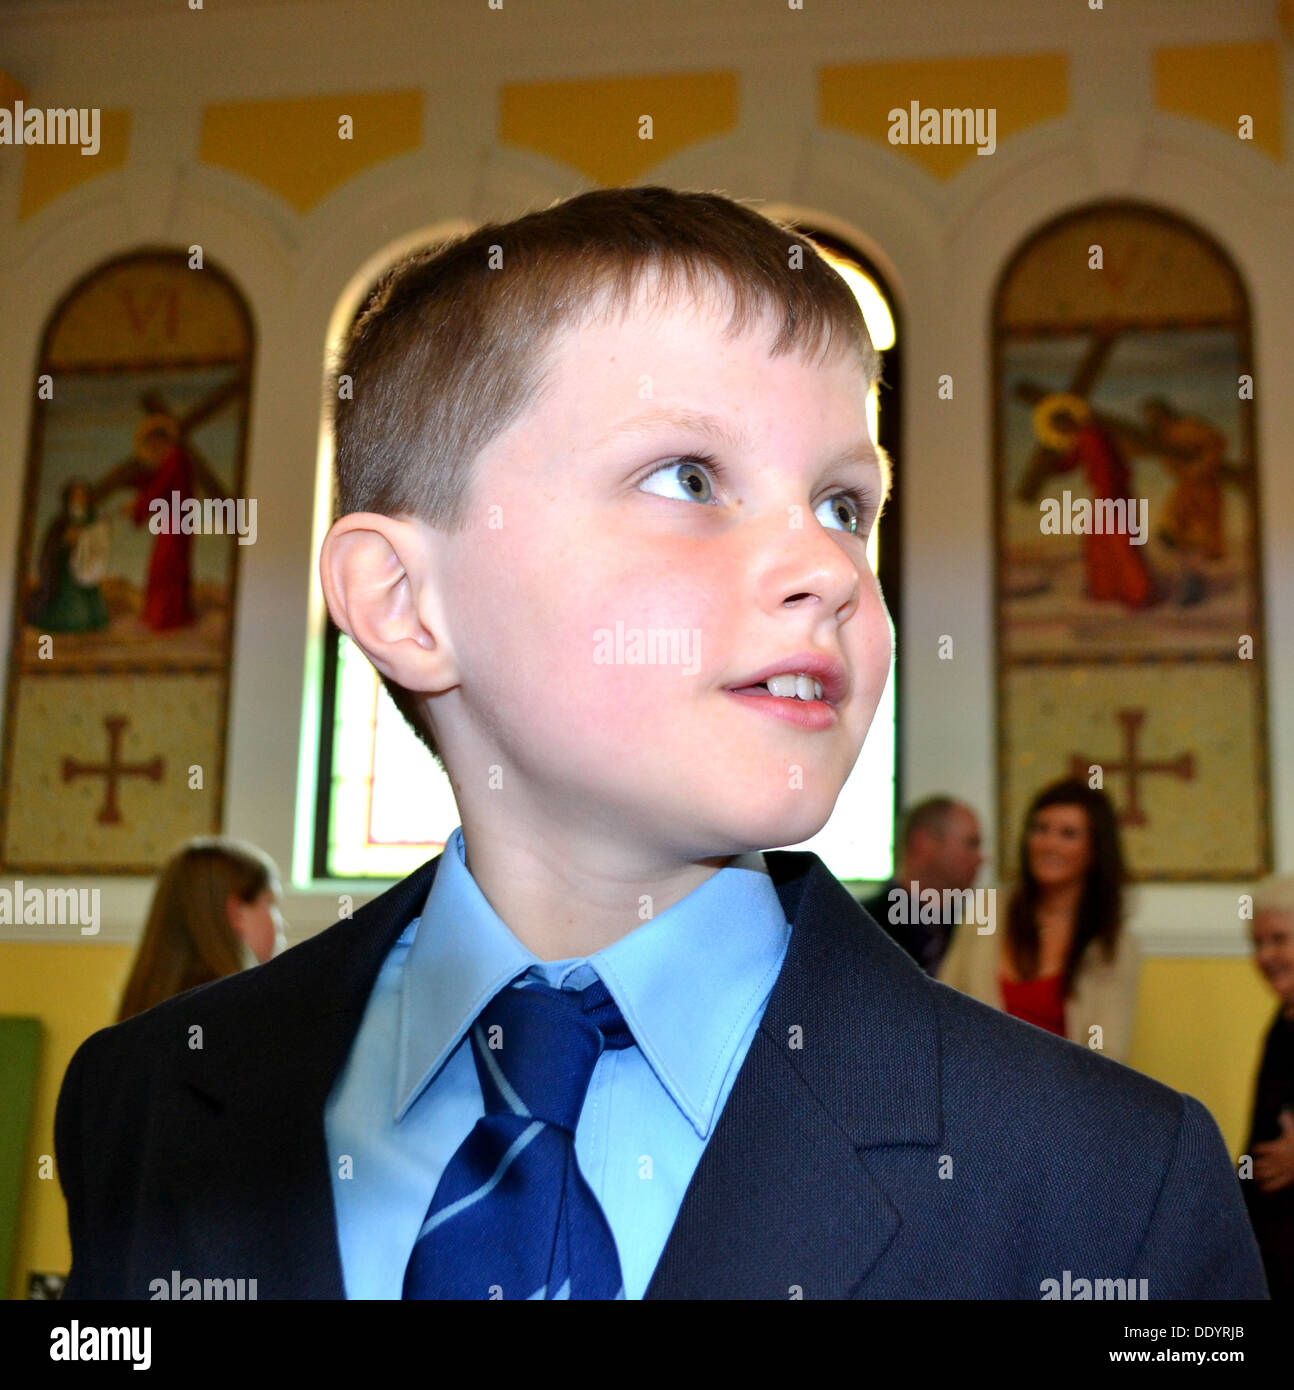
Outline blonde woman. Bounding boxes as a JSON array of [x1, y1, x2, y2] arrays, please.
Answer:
[[116, 836, 285, 1022], [939, 779, 1139, 1062]]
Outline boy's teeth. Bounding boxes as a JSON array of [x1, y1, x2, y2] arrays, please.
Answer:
[[763, 673, 824, 701]]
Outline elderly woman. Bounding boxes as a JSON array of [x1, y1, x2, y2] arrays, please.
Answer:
[[1244, 875, 1294, 1300]]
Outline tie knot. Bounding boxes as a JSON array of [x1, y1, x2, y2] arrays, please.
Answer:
[[579, 976, 634, 1051], [470, 977, 633, 1130]]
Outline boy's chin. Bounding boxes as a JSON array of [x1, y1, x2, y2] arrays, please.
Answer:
[[698, 802, 837, 857]]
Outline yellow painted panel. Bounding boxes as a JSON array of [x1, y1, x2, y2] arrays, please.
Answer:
[[500, 71, 737, 186], [18, 110, 131, 221], [821, 53, 1068, 180], [0, 943, 134, 1299], [1155, 41, 1282, 161], [200, 90, 422, 214]]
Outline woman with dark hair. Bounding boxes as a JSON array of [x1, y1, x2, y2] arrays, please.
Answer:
[[116, 836, 285, 1022], [938, 778, 1140, 1062]]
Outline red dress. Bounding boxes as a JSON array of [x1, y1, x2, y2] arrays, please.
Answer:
[[1052, 422, 1155, 610], [998, 972, 1066, 1038], [132, 443, 196, 631]]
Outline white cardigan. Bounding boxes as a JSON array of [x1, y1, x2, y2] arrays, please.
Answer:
[[937, 918, 1141, 1063]]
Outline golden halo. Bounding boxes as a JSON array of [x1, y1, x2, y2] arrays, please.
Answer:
[[1032, 393, 1091, 452], [133, 413, 180, 452]]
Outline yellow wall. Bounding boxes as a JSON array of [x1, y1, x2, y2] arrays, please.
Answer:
[[1, 942, 1277, 1299], [1131, 957, 1276, 1159], [0, 943, 134, 1302]]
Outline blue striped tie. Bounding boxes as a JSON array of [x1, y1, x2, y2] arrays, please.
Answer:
[[402, 975, 634, 1300]]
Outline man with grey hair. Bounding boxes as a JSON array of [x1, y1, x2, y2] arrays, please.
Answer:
[[1244, 874, 1294, 1300], [861, 797, 984, 974]]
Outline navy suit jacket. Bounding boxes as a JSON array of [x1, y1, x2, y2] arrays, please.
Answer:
[[55, 848, 1267, 1299]]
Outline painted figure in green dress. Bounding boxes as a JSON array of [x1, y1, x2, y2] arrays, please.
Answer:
[[24, 480, 111, 633]]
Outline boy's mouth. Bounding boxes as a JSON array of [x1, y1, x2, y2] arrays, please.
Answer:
[[723, 652, 846, 706], [730, 676, 825, 702], [722, 652, 847, 732], [725, 684, 839, 731]]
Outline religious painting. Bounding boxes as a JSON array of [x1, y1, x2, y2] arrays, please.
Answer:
[[994, 203, 1269, 880], [1, 251, 254, 872]]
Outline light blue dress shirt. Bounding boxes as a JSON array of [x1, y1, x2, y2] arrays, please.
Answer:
[[324, 825, 791, 1299]]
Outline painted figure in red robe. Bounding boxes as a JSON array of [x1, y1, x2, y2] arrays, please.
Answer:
[[1033, 395, 1155, 611], [129, 415, 197, 631]]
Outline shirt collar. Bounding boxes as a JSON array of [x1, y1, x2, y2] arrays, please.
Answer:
[[395, 826, 790, 1138]]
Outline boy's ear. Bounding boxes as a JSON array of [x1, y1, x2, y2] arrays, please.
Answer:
[[318, 512, 456, 693]]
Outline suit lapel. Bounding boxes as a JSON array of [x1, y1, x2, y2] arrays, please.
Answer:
[[645, 851, 943, 1299], [642, 1027, 902, 1299], [165, 1017, 361, 1297]]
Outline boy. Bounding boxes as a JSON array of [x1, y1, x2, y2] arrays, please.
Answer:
[[56, 187, 1266, 1299]]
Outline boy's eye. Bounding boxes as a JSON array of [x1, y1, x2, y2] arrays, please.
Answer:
[[637, 454, 873, 536], [639, 458, 716, 505]]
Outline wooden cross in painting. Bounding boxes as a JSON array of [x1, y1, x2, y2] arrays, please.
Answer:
[[90, 380, 242, 507], [62, 715, 164, 825], [1069, 708, 1193, 827]]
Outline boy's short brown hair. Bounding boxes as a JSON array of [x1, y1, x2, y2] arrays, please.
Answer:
[[331, 185, 881, 769]]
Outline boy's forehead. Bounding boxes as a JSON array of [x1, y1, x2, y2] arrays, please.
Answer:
[[472, 279, 881, 488], [485, 320, 872, 486], [543, 290, 871, 412]]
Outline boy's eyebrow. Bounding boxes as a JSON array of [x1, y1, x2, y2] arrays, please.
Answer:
[[592, 404, 888, 486]]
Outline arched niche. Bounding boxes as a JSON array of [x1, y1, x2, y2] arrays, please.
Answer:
[[992, 201, 1268, 881], [1, 250, 255, 873]]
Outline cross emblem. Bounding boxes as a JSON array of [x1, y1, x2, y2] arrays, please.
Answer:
[[61, 715, 165, 825], [1069, 708, 1193, 828]]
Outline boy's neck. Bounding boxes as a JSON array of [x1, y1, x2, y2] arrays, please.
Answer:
[[458, 816, 737, 961]]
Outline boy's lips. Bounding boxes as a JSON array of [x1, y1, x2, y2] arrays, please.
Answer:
[[723, 651, 847, 706], [725, 686, 838, 731]]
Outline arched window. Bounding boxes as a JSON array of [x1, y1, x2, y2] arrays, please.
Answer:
[[314, 223, 901, 883]]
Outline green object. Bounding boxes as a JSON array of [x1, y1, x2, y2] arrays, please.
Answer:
[[0, 1018, 42, 1300]]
